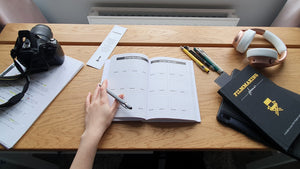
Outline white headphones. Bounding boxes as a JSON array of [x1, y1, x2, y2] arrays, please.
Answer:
[[232, 28, 287, 67]]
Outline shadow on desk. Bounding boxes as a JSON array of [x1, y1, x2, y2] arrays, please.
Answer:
[[1, 150, 300, 169]]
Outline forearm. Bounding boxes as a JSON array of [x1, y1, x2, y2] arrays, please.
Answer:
[[70, 131, 104, 169], [70, 80, 119, 169]]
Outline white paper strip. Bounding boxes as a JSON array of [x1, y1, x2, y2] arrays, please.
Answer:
[[87, 25, 127, 69]]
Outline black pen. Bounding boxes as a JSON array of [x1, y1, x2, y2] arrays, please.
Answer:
[[194, 48, 224, 74], [184, 46, 213, 71], [99, 84, 132, 109], [181, 46, 209, 73]]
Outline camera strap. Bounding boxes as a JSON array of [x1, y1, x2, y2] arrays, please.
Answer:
[[0, 32, 31, 108], [0, 62, 30, 107]]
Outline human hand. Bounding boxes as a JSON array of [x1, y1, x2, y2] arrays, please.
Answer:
[[83, 80, 122, 141]]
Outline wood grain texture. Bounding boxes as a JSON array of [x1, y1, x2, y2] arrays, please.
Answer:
[[1, 43, 300, 150], [1, 23, 300, 48]]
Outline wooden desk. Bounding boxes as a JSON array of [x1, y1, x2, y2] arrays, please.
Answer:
[[0, 23, 300, 150]]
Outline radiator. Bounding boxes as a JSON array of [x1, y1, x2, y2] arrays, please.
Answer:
[[87, 7, 239, 26]]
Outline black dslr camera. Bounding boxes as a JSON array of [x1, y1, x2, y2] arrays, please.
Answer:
[[11, 24, 65, 73], [0, 24, 65, 107]]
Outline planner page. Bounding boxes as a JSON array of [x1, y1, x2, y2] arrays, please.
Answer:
[[0, 56, 83, 149], [103, 53, 150, 120], [147, 57, 201, 122]]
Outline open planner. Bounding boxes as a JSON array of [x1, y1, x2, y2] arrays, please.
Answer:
[[102, 53, 201, 122]]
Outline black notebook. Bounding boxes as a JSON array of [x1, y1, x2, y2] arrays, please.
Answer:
[[216, 66, 300, 159]]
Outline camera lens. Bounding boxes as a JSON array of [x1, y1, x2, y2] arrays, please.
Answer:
[[31, 24, 53, 41]]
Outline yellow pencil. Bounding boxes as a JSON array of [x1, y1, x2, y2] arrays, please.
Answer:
[[180, 46, 209, 73]]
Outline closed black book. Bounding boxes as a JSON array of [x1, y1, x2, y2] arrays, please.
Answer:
[[217, 65, 300, 153], [216, 68, 300, 159]]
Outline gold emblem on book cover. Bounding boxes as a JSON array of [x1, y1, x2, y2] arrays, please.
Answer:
[[263, 98, 283, 116]]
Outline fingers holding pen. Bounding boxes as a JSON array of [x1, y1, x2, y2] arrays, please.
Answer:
[[99, 80, 109, 103], [92, 83, 101, 101], [111, 94, 123, 114], [89, 79, 131, 110], [85, 81, 105, 112], [85, 92, 92, 111]]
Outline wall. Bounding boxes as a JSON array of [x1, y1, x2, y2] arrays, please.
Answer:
[[33, 0, 286, 26]]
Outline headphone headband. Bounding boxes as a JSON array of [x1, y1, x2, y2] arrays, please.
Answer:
[[232, 28, 287, 67]]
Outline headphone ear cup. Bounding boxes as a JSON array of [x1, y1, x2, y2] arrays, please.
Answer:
[[246, 48, 278, 67], [236, 30, 256, 53]]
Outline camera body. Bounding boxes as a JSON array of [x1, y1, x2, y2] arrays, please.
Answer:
[[11, 24, 64, 73]]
